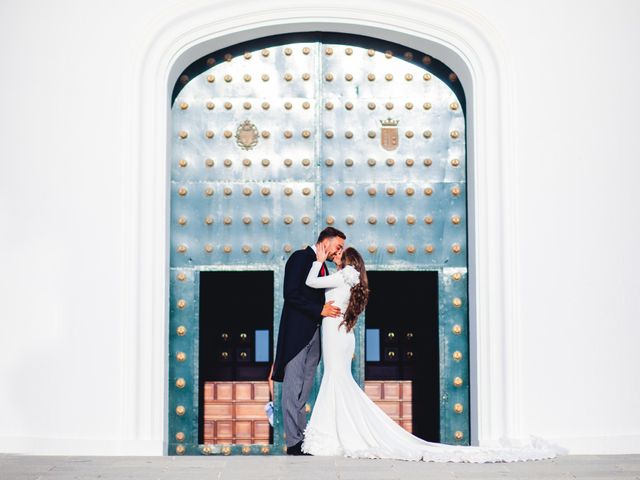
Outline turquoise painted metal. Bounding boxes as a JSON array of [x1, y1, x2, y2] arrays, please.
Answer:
[[168, 33, 468, 456]]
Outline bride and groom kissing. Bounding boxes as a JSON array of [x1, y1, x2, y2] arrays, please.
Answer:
[[270, 227, 563, 463]]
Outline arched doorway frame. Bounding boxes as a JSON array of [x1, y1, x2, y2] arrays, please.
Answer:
[[121, 0, 523, 454]]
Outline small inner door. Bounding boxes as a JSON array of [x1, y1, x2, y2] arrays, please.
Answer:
[[364, 271, 440, 441], [198, 271, 274, 446]]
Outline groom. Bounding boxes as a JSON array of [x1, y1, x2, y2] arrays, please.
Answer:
[[271, 227, 346, 455]]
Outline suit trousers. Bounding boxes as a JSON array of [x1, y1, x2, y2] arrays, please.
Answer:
[[281, 327, 320, 447]]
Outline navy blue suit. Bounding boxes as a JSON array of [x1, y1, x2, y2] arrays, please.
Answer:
[[271, 246, 326, 382]]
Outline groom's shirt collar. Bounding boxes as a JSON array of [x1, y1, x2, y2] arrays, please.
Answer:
[[310, 244, 317, 254]]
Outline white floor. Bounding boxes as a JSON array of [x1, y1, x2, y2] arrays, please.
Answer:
[[1, 454, 639, 480]]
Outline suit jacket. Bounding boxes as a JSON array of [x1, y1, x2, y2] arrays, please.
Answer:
[[271, 246, 327, 382]]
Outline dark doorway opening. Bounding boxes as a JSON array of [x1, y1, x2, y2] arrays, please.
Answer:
[[198, 271, 274, 445], [364, 271, 440, 442]]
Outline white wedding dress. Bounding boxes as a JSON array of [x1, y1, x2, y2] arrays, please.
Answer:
[[300, 261, 566, 463]]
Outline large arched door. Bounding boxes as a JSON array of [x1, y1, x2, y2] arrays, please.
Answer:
[[168, 33, 468, 456]]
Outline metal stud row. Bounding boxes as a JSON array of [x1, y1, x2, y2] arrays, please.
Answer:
[[193, 71, 436, 84], [176, 101, 459, 111], [180, 158, 459, 168], [176, 129, 460, 140], [199, 49, 434, 63], [174, 243, 463, 254], [175, 185, 461, 197], [175, 214, 462, 226]]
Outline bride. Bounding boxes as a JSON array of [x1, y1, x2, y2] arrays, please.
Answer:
[[300, 244, 566, 463]]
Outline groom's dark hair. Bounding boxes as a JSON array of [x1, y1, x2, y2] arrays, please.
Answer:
[[317, 227, 346, 243]]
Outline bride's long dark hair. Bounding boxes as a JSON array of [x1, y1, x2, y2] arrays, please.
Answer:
[[339, 247, 370, 333]]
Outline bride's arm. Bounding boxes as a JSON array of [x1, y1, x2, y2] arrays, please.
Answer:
[[305, 261, 344, 289]]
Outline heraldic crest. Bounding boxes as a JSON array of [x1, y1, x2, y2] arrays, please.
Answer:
[[380, 117, 400, 151], [235, 120, 259, 150]]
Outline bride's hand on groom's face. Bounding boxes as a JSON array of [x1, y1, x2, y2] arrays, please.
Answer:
[[316, 243, 328, 263]]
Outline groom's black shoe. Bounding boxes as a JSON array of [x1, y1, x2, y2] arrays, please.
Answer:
[[286, 441, 301, 455], [286, 440, 312, 456]]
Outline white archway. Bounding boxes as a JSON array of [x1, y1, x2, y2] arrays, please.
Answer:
[[122, 0, 523, 454]]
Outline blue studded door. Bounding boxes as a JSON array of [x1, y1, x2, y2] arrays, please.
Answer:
[[169, 33, 468, 456]]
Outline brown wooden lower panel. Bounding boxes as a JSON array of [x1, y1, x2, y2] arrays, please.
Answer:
[[203, 381, 271, 444], [365, 380, 413, 433]]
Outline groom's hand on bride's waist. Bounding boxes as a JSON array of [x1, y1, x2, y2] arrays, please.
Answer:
[[321, 301, 341, 318]]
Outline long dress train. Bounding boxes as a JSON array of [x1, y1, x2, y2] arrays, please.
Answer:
[[300, 261, 567, 463]]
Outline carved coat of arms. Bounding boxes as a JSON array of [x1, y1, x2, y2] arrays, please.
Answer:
[[235, 120, 259, 150], [380, 118, 400, 151]]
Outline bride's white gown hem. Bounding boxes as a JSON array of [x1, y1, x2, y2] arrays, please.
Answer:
[[300, 261, 565, 463]]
